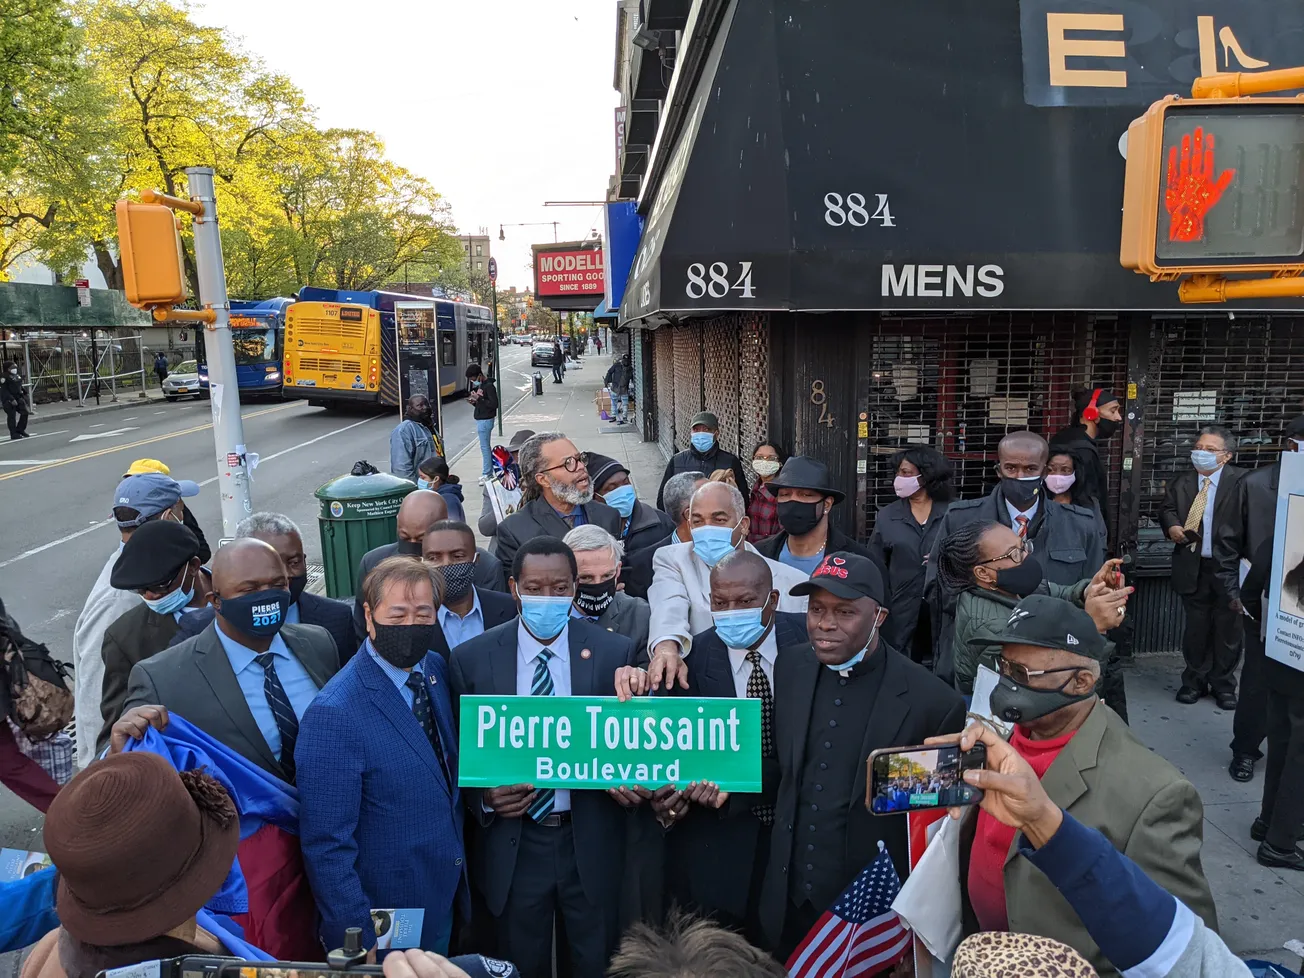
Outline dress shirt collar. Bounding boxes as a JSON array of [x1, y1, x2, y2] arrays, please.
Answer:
[[727, 626, 778, 679], [213, 622, 291, 674], [1200, 465, 1224, 487], [439, 587, 483, 626], [517, 620, 570, 667], [365, 638, 418, 690]]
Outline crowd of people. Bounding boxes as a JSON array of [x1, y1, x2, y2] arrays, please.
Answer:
[[0, 374, 1301, 978]]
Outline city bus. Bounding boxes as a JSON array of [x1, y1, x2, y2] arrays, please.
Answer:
[[197, 297, 289, 395], [282, 287, 493, 408]]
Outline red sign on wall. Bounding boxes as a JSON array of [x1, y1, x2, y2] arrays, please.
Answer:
[[534, 246, 606, 298]]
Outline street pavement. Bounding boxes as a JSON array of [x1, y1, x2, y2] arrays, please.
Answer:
[[1, 346, 1300, 967]]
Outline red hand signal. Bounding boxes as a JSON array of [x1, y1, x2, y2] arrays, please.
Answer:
[[1165, 127, 1235, 243]]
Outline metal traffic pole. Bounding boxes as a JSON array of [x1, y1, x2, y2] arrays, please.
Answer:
[[184, 166, 253, 541], [489, 257, 503, 436]]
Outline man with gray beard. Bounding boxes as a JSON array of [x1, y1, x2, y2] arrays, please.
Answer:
[[492, 432, 623, 569]]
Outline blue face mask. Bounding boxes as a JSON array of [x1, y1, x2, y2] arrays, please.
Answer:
[[712, 595, 774, 650], [1191, 449, 1222, 472], [824, 621, 879, 672], [602, 484, 637, 518], [690, 431, 716, 453], [692, 522, 740, 568], [518, 595, 573, 640], [417, 478, 435, 490], [218, 588, 291, 637], [143, 568, 193, 617]]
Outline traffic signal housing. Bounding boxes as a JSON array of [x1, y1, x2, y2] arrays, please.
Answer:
[[115, 199, 189, 309], [1121, 97, 1304, 279]]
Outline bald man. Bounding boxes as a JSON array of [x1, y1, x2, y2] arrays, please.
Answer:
[[120, 537, 340, 781], [352, 490, 508, 647], [924, 429, 1104, 686], [629, 549, 807, 940]]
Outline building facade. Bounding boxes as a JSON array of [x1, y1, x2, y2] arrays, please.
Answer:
[[458, 234, 493, 277], [614, 0, 1304, 653]]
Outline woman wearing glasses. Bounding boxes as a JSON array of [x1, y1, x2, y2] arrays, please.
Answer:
[[935, 519, 1127, 695]]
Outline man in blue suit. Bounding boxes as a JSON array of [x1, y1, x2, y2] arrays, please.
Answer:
[[171, 513, 355, 662], [297, 556, 467, 954], [450, 536, 639, 978]]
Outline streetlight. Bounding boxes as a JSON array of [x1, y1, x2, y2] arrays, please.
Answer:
[[499, 222, 560, 243]]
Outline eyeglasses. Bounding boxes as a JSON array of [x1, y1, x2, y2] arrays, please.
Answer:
[[979, 540, 1034, 565], [543, 452, 589, 474], [997, 656, 1084, 688]]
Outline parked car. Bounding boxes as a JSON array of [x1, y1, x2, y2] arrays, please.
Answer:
[[162, 359, 203, 401], [531, 342, 560, 367]]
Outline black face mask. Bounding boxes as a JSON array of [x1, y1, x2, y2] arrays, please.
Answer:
[[288, 574, 308, 605], [1094, 417, 1121, 440], [1000, 476, 1042, 508], [371, 622, 435, 669], [993, 555, 1045, 598], [218, 589, 291, 637], [395, 539, 423, 558], [574, 578, 618, 617], [989, 673, 1094, 724], [777, 500, 826, 536]]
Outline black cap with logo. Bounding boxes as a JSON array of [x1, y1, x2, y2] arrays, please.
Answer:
[[790, 551, 886, 604], [970, 593, 1108, 661]]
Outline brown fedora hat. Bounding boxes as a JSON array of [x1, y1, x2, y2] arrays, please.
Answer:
[[45, 752, 240, 946]]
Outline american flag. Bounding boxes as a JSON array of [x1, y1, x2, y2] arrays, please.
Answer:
[[786, 843, 910, 978]]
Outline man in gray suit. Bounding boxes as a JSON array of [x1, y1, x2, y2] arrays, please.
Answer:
[[122, 538, 338, 783], [563, 524, 650, 662], [492, 432, 622, 569]]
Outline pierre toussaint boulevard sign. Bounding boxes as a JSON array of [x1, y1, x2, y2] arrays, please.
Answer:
[[458, 696, 762, 792]]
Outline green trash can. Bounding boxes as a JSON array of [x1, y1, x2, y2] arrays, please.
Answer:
[[315, 471, 417, 599]]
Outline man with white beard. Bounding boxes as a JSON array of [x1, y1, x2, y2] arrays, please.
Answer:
[[492, 432, 624, 569]]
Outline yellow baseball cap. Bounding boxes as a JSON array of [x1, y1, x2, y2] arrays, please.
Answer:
[[123, 458, 170, 477]]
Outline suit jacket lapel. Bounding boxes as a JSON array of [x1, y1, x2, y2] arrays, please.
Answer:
[[489, 626, 518, 695], [568, 624, 598, 696], [700, 635, 738, 698], [856, 649, 909, 801], [359, 653, 451, 795], [194, 625, 280, 773], [1007, 701, 1107, 866], [282, 628, 331, 689], [530, 498, 571, 538]]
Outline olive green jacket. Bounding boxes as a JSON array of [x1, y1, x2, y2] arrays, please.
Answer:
[[952, 579, 1090, 692]]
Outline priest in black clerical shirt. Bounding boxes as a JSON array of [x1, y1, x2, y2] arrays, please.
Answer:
[[758, 551, 966, 959]]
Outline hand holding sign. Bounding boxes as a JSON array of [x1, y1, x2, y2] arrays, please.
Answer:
[[485, 783, 536, 818], [684, 780, 729, 809]]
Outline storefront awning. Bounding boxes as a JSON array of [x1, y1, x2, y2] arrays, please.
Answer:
[[621, 0, 1302, 324]]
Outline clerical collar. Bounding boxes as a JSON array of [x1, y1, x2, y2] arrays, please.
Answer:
[[831, 643, 884, 679]]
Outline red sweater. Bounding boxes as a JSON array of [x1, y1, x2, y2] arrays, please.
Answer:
[[967, 725, 1079, 932]]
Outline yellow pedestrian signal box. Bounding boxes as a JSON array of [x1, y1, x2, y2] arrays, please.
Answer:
[[1121, 97, 1304, 279], [115, 199, 189, 309]]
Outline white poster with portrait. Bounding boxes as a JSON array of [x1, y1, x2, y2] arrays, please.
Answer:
[[1265, 451, 1304, 673]]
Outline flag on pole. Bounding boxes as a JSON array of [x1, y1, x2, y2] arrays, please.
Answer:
[[786, 841, 911, 978]]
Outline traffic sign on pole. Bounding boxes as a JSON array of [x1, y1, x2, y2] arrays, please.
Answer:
[[488, 257, 498, 285]]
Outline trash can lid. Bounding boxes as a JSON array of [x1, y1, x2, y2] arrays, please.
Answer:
[[314, 470, 417, 501]]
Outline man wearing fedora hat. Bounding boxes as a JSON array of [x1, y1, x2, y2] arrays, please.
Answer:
[[21, 751, 251, 978], [752, 456, 876, 576]]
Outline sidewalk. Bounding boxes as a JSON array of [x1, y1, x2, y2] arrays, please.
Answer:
[[25, 388, 166, 426], [452, 354, 665, 546]]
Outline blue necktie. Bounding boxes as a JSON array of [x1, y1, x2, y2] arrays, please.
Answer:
[[254, 652, 298, 782], [406, 671, 451, 785], [526, 649, 556, 821]]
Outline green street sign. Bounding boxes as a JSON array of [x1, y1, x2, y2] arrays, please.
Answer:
[[457, 695, 762, 792]]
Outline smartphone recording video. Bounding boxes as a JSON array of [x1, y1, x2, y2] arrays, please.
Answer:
[[868, 744, 984, 814]]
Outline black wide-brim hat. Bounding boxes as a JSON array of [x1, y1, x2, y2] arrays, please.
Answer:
[[769, 455, 845, 503]]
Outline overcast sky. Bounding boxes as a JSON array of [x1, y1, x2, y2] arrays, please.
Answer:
[[192, 0, 620, 291]]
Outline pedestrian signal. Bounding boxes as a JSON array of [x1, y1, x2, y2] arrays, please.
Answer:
[[1121, 98, 1304, 278], [115, 200, 189, 309]]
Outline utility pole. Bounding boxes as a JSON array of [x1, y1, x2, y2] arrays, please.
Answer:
[[184, 167, 252, 541]]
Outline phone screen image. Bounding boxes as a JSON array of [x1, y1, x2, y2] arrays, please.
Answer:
[[870, 745, 970, 814]]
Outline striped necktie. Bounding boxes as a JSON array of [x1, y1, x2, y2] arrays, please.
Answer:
[[1015, 515, 1029, 540], [526, 648, 556, 821], [254, 652, 299, 783]]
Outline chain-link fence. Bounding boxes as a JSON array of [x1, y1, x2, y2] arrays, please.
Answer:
[[0, 331, 150, 406]]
